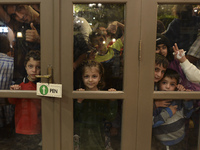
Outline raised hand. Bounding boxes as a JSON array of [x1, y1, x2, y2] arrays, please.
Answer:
[[172, 43, 186, 63], [26, 23, 40, 43]]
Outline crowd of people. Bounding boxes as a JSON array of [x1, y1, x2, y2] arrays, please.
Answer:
[[1, 3, 200, 150], [152, 4, 200, 150]]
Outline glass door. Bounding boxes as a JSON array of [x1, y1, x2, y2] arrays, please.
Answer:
[[139, 0, 200, 149], [61, 0, 141, 150], [0, 0, 59, 150]]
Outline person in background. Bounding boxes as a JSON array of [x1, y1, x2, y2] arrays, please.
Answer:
[[0, 34, 14, 138], [164, 5, 200, 53]]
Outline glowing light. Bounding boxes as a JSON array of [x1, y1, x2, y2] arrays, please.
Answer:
[[98, 3, 102, 7], [0, 27, 8, 33], [89, 3, 96, 7], [112, 38, 116, 42], [93, 17, 96, 20], [194, 9, 198, 12], [17, 32, 23, 38], [103, 41, 106, 44]]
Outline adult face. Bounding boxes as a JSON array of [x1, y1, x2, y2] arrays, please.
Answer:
[[15, 5, 33, 23]]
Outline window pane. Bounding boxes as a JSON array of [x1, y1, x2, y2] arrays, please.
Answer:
[[155, 4, 200, 91], [0, 4, 41, 149], [73, 3, 125, 91], [152, 99, 199, 150], [74, 99, 122, 150], [0, 97, 42, 149]]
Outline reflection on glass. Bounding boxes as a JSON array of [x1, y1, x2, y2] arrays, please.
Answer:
[[0, 4, 41, 149], [73, 3, 125, 91], [74, 99, 122, 150], [152, 99, 199, 150]]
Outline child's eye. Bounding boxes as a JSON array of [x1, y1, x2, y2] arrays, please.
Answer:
[[162, 46, 167, 49], [83, 75, 89, 78], [92, 75, 97, 78], [36, 66, 41, 69], [155, 68, 159, 72], [28, 65, 33, 68], [162, 81, 166, 84], [170, 84, 175, 86], [161, 70, 166, 74]]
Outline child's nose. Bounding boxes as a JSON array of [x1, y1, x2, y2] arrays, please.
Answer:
[[166, 84, 170, 88], [32, 67, 36, 72]]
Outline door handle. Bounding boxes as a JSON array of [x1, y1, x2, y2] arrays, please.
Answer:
[[36, 65, 53, 83]]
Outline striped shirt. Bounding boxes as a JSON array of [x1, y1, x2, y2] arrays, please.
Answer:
[[0, 53, 14, 90]]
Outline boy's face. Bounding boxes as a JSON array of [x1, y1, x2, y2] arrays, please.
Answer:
[[159, 77, 177, 91], [154, 64, 166, 83], [156, 44, 168, 57], [92, 36, 107, 55], [25, 57, 40, 81]]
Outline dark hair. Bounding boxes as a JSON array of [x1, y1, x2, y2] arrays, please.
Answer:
[[155, 53, 169, 69], [162, 68, 180, 84], [0, 34, 11, 54], [24, 50, 40, 66], [89, 29, 106, 44], [81, 60, 105, 90], [156, 34, 174, 62], [157, 20, 165, 34], [173, 5, 193, 20]]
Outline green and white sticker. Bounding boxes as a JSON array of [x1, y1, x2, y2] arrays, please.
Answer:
[[37, 83, 62, 98]]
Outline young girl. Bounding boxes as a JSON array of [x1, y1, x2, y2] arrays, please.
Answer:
[[156, 33, 200, 91], [74, 60, 118, 150]]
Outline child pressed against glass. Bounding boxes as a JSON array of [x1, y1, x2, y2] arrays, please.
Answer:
[[152, 68, 195, 150], [74, 60, 118, 150], [156, 33, 200, 91], [8, 50, 41, 149]]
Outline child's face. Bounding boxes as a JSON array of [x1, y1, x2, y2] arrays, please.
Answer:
[[156, 44, 168, 57], [159, 77, 177, 91], [154, 64, 166, 83], [25, 57, 40, 81], [92, 36, 107, 55], [82, 66, 101, 91]]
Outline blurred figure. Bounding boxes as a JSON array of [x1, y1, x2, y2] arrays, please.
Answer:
[[0, 34, 14, 138]]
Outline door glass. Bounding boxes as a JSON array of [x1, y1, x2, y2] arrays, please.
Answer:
[[0, 97, 42, 150], [74, 99, 122, 150], [73, 3, 125, 91], [0, 4, 41, 149], [152, 99, 199, 150], [153, 4, 200, 149]]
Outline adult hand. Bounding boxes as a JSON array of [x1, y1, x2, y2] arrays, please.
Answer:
[[26, 23, 40, 43], [107, 21, 118, 34]]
